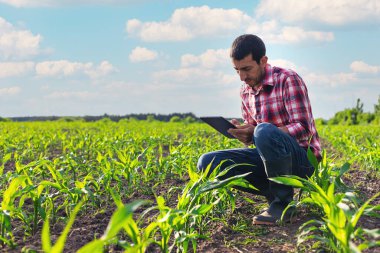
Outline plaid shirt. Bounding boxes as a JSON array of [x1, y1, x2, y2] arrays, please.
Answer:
[[240, 64, 321, 159]]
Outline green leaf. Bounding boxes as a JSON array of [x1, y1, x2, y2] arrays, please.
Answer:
[[228, 179, 258, 191], [144, 221, 158, 239], [51, 202, 83, 252], [191, 204, 213, 215], [41, 212, 52, 252], [269, 176, 304, 188], [77, 240, 104, 253], [2, 175, 28, 210], [307, 147, 319, 170], [199, 172, 251, 193], [110, 188, 123, 208], [362, 228, 380, 239], [102, 200, 148, 240], [351, 192, 380, 227], [339, 163, 350, 177]]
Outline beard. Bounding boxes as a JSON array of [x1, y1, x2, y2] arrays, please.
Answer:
[[246, 68, 265, 88]]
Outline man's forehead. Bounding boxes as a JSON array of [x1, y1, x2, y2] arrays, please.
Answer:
[[232, 56, 256, 68]]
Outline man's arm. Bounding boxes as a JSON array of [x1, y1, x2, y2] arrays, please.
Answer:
[[282, 74, 313, 141]]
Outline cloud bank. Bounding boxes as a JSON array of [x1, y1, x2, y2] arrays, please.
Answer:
[[0, 17, 42, 60]]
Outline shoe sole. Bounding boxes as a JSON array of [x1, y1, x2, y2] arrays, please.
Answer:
[[252, 219, 276, 225], [252, 216, 295, 225]]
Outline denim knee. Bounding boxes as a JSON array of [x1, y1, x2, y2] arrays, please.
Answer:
[[197, 153, 215, 172], [254, 123, 277, 145], [254, 123, 286, 158]]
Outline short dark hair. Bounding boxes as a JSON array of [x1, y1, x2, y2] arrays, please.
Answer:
[[230, 34, 266, 64]]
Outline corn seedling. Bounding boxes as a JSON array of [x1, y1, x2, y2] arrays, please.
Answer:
[[270, 151, 380, 252]]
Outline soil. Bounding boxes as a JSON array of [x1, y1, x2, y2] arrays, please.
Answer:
[[1, 139, 379, 253]]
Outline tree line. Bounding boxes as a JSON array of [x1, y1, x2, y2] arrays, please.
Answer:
[[1, 95, 379, 125], [1, 113, 198, 123], [319, 95, 380, 125]]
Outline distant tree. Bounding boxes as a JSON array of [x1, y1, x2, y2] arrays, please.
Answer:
[[355, 98, 364, 114], [146, 115, 155, 122], [314, 118, 327, 125], [57, 116, 83, 122], [170, 116, 181, 122], [374, 95, 380, 116], [357, 112, 375, 125], [0, 117, 11, 122], [128, 117, 139, 122], [329, 98, 368, 125], [184, 115, 196, 123], [372, 95, 380, 124], [98, 117, 112, 124]]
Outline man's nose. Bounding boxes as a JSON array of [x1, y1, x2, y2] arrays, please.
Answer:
[[239, 71, 246, 81]]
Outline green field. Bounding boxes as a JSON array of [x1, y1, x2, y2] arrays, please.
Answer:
[[0, 121, 379, 252]]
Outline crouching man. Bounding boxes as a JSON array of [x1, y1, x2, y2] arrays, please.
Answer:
[[197, 34, 321, 225]]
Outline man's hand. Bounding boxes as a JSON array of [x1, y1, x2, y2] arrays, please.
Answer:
[[227, 119, 255, 146]]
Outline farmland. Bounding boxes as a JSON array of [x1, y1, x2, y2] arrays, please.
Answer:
[[0, 120, 379, 252]]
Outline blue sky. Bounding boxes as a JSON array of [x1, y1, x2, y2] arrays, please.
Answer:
[[0, 0, 379, 119]]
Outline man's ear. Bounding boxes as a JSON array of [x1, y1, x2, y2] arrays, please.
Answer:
[[260, 56, 268, 64]]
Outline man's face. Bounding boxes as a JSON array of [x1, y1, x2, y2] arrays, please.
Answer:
[[232, 54, 267, 88]]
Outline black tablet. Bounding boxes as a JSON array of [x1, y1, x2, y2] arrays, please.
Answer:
[[200, 116, 236, 139]]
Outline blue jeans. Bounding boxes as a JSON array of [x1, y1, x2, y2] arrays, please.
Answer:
[[197, 123, 314, 197]]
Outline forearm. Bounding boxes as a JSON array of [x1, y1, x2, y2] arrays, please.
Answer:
[[283, 122, 310, 141]]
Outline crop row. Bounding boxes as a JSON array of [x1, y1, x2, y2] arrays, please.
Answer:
[[0, 121, 379, 252]]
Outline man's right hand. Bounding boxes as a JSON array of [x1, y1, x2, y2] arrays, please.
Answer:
[[228, 119, 255, 146]]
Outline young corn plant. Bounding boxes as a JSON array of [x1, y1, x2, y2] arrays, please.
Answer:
[[1, 175, 28, 248], [42, 201, 84, 253], [151, 161, 256, 252], [0, 152, 12, 177], [270, 150, 380, 252], [77, 161, 255, 253], [77, 200, 151, 253]]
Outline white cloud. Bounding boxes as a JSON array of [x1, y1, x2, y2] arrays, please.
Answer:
[[0, 0, 141, 7], [0, 0, 52, 7], [350, 61, 380, 74], [181, 49, 229, 69], [126, 6, 334, 44], [246, 20, 334, 43], [256, 0, 380, 26], [268, 59, 299, 71], [36, 60, 91, 77], [0, 17, 42, 60], [129, 47, 158, 62], [0, 61, 35, 78], [305, 72, 358, 88], [85, 61, 117, 79], [0, 86, 21, 96], [153, 68, 216, 85], [126, 6, 252, 42], [45, 91, 98, 99], [152, 67, 236, 88], [35, 60, 116, 78]]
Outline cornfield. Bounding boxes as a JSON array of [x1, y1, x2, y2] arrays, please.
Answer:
[[0, 120, 379, 252]]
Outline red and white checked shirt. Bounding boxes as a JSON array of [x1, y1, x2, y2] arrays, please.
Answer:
[[240, 64, 321, 159]]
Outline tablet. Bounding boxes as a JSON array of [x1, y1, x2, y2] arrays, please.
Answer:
[[200, 116, 236, 139]]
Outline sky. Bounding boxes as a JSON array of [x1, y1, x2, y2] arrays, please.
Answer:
[[0, 0, 379, 119]]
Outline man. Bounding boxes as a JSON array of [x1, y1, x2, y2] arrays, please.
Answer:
[[197, 34, 321, 225]]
